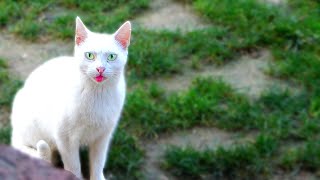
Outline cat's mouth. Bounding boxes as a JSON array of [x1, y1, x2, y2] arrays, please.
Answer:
[[95, 75, 105, 83]]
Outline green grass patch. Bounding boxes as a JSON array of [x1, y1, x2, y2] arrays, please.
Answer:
[[106, 129, 144, 180], [163, 134, 278, 179], [0, 58, 22, 107], [256, 90, 315, 140], [80, 129, 144, 180], [122, 78, 238, 138], [123, 76, 318, 140], [122, 77, 264, 138], [128, 30, 182, 79], [280, 141, 320, 172], [166, 77, 258, 130], [0, 126, 11, 144], [162, 135, 320, 179]]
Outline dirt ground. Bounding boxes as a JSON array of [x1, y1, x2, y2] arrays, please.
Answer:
[[135, 0, 208, 32], [0, 34, 73, 80]]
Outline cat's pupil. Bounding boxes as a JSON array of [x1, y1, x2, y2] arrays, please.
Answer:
[[85, 52, 95, 60], [108, 54, 117, 61]]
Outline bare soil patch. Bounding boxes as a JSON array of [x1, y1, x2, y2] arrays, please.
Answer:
[[0, 34, 73, 80], [272, 171, 318, 180], [135, 0, 208, 32], [264, 0, 286, 4]]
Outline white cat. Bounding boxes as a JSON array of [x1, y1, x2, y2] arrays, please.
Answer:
[[10, 17, 131, 180]]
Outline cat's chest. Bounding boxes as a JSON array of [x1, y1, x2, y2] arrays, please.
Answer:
[[72, 86, 123, 126], [68, 88, 123, 144]]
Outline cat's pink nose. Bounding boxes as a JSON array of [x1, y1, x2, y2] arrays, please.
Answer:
[[96, 67, 105, 74]]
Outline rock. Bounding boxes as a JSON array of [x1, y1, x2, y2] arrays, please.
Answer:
[[0, 145, 77, 180]]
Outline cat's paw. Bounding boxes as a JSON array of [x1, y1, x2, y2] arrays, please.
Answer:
[[90, 174, 106, 180], [36, 140, 52, 162]]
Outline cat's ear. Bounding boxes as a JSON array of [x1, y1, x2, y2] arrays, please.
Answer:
[[114, 21, 131, 50], [75, 17, 89, 46]]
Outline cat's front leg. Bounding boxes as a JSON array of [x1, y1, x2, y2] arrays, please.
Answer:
[[89, 134, 113, 180], [57, 138, 82, 179]]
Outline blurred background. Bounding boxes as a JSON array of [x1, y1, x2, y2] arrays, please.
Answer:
[[0, 0, 320, 179]]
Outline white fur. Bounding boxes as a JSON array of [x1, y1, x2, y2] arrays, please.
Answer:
[[10, 17, 131, 180]]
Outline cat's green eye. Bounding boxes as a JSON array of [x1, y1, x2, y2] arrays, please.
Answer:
[[107, 54, 117, 61], [85, 52, 95, 60]]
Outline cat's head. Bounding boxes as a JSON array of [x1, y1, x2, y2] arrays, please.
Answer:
[[74, 17, 131, 84]]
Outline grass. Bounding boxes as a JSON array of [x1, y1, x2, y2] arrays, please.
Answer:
[[158, 0, 320, 178], [122, 77, 260, 138], [163, 135, 277, 179], [123, 77, 315, 140], [0, 0, 320, 179], [0, 0, 149, 40], [280, 141, 320, 172], [128, 30, 183, 79], [0, 58, 22, 107], [0, 126, 11, 144], [106, 129, 144, 179], [128, 0, 318, 79], [193, 0, 320, 88], [163, 134, 320, 179]]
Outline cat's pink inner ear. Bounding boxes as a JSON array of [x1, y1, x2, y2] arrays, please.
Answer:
[[114, 21, 131, 49], [75, 17, 88, 46]]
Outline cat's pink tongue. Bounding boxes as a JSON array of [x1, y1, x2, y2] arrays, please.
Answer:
[[95, 75, 104, 82]]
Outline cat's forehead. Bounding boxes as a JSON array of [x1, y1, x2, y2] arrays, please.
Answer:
[[83, 32, 121, 53]]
